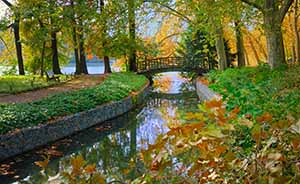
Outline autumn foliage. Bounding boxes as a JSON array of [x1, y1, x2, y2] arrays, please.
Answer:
[[133, 99, 300, 183]]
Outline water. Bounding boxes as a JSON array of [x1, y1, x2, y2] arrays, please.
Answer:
[[0, 61, 116, 75], [0, 72, 200, 183], [61, 61, 116, 75]]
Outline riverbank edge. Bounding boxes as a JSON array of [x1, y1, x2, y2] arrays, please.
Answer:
[[0, 80, 150, 161], [195, 77, 221, 101]]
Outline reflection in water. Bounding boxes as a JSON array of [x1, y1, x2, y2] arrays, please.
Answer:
[[0, 72, 199, 183]]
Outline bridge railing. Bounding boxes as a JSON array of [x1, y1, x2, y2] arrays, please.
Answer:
[[137, 57, 210, 73]]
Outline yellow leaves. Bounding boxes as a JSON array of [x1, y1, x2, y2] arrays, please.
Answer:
[[71, 155, 86, 176], [185, 112, 205, 120], [34, 155, 50, 171], [91, 173, 106, 184], [239, 118, 253, 128]]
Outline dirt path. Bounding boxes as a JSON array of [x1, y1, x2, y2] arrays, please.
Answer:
[[0, 75, 107, 104]]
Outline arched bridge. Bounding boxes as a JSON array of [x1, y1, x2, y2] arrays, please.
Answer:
[[137, 57, 210, 75]]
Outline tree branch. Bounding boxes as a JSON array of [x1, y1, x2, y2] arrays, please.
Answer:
[[240, 0, 263, 11], [144, 0, 191, 22], [278, 0, 294, 23], [1, 0, 13, 7]]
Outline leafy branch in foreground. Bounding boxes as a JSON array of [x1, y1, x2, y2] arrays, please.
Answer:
[[133, 99, 300, 183]]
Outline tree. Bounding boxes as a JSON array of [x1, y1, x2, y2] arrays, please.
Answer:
[[241, 0, 294, 69], [100, 0, 112, 74], [293, 0, 300, 63], [49, 0, 62, 74], [67, 0, 88, 75], [235, 21, 246, 67], [127, 0, 137, 72], [1, 0, 25, 75]]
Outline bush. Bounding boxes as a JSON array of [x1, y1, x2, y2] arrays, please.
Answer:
[[0, 73, 147, 135]]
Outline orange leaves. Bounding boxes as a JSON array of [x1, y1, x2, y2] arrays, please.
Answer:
[[87, 54, 94, 60], [204, 99, 223, 109], [84, 164, 96, 174], [198, 77, 209, 86], [34, 155, 50, 171], [256, 112, 273, 123]]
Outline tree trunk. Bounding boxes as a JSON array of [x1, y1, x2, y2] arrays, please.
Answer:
[[51, 31, 62, 74], [100, 0, 111, 74], [215, 27, 227, 71], [40, 41, 46, 77], [78, 29, 88, 74], [264, 15, 286, 69], [294, 0, 300, 63], [70, 0, 81, 75], [13, 18, 25, 75], [72, 27, 81, 75], [104, 56, 112, 73], [235, 22, 246, 67], [128, 0, 137, 72]]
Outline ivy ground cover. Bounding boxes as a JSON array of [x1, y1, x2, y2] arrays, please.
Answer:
[[0, 73, 147, 135], [208, 65, 300, 120]]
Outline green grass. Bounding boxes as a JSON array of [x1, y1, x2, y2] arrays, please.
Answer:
[[207, 65, 300, 120], [0, 75, 66, 94], [0, 73, 147, 135]]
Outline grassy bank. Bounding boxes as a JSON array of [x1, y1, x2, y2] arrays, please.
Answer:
[[0, 73, 147, 135], [207, 65, 300, 120], [0, 75, 67, 94]]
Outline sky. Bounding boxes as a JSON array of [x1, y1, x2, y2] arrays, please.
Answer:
[[0, 1, 12, 18]]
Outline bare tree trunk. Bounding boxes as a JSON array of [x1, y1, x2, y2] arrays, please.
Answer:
[[13, 16, 25, 75], [292, 45, 296, 63], [127, 0, 137, 72], [51, 31, 62, 74], [72, 27, 81, 75], [264, 14, 286, 69], [40, 41, 46, 77], [78, 24, 88, 74], [235, 21, 246, 67], [294, 0, 300, 63], [104, 56, 112, 73], [215, 27, 227, 71]]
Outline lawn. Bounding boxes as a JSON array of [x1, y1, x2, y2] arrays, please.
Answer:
[[0, 75, 64, 94]]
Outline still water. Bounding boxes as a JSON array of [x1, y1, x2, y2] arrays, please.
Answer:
[[0, 72, 199, 183], [0, 61, 115, 75]]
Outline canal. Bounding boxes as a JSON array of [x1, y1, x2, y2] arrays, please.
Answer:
[[0, 72, 200, 184]]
